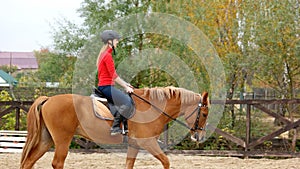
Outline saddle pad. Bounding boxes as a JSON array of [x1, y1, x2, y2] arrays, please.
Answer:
[[91, 97, 114, 120]]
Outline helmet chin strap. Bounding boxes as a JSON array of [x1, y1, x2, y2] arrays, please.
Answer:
[[108, 41, 116, 55]]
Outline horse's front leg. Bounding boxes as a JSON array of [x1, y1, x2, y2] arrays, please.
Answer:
[[125, 145, 139, 169], [140, 138, 170, 169]]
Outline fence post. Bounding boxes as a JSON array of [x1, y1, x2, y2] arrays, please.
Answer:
[[245, 104, 251, 158], [15, 107, 20, 131]]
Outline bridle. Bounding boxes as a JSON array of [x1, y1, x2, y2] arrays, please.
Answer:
[[130, 92, 207, 132], [185, 102, 207, 132]]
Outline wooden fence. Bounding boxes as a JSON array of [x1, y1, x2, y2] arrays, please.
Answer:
[[0, 130, 27, 153], [1, 99, 300, 157], [0, 101, 32, 130], [207, 99, 300, 157]]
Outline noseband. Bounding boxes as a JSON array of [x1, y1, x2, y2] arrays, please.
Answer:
[[131, 92, 207, 131]]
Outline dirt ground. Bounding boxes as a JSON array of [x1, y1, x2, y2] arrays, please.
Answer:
[[1, 151, 300, 169]]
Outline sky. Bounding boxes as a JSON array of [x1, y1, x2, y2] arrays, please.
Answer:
[[0, 0, 83, 52]]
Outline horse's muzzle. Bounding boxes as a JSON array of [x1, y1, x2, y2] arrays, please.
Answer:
[[190, 130, 206, 142]]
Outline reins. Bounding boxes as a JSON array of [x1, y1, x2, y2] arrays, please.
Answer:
[[130, 92, 204, 131]]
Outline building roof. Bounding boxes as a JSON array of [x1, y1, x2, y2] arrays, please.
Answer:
[[0, 70, 18, 87], [0, 52, 38, 69]]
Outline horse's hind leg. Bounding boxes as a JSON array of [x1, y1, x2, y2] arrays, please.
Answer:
[[51, 133, 74, 169], [22, 129, 53, 169]]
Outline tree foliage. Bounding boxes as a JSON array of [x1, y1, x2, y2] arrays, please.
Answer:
[[238, 0, 300, 99], [0, 65, 18, 74], [51, 18, 88, 56], [50, 0, 299, 98], [30, 49, 76, 88], [152, 0, 300, 98]]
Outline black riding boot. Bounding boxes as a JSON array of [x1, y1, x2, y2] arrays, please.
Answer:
[[111, 112, 122, 136]]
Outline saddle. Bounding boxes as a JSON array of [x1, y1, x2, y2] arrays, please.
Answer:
[[91, 87, 108, 103], [90, 87, 135, 120], [90, 89, 113, 120]]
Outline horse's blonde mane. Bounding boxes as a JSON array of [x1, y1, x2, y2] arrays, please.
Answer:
[[142, 86, 200, 104]]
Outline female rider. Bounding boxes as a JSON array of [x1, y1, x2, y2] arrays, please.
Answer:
[[96, 30, 133, 135]]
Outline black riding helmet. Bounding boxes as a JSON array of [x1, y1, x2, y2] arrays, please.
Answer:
[[100, 30, 121, 55], [100, 30, 121, 44]]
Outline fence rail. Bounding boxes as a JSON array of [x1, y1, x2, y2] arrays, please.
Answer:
[[207, 99, 300, 157], [0, 101, 33, 131], [1, 99, 300, 157], [0, 130, 27, 153]]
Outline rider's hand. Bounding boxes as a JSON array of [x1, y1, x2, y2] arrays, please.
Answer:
[[115, 77, 134, 93], [125, 85, 133, 93]]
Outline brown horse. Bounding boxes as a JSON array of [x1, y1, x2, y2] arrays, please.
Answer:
[[20, 86, 209, 169]]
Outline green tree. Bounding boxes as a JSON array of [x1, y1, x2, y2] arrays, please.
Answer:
[[239, 0, 300, 99], [35, 49, 76, 87], [153, 0, 300, 98], [0, 65, 18, 74], [51, 18, 88, 56], [52, 0, 151, 56], [51, 0, 299, 97]]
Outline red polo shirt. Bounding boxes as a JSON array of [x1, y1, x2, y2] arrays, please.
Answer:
[[97, 48, 118, 86]]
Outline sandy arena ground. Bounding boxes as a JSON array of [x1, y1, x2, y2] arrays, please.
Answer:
[[1, 151, 300, 169]]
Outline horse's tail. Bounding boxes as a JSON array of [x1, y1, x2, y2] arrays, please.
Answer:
[[20, 96, 49, 167]]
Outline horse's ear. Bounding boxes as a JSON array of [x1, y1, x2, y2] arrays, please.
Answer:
[[202, 92, 209, 106]]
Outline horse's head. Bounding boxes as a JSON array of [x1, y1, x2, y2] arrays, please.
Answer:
[[184, 92, 209, 142]]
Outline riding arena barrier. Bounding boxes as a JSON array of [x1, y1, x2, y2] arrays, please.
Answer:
[[0, 130, 27, 153], [0, 99, 300, 157]]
